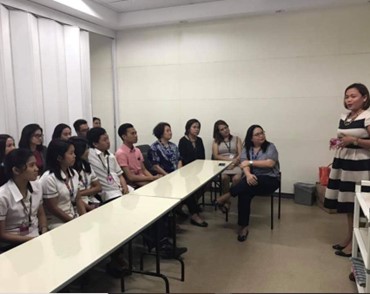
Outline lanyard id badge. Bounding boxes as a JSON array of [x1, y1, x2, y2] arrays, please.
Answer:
[[107, 174, 115, 185], [19, 196, 32, 235], [19, 222, 30, 235]]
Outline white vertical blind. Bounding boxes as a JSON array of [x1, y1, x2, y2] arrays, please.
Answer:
[[38, 18, 69, 143], [0, 5, 17, 137], [79, 30, 92, 122], [0, 4, 92, 142], [9, 10, 44, 133]]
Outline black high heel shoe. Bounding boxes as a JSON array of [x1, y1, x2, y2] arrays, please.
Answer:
[[237, 231, 249, 242], [214, 200, 229, 214]]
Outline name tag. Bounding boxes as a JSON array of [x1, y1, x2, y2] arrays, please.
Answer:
[[19, 222, 29, 236]]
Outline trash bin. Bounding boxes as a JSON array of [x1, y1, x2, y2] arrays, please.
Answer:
[[294, 182, 316, 206]]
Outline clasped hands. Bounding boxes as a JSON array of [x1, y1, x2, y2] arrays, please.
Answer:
[[329, 135, 357, 149]]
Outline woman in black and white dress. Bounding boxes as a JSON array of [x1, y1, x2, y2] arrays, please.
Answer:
[[325, 83, 370, 257]]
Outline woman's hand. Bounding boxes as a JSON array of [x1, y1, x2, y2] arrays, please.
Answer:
[[338, 135, 357, 148], [246, 174, 258, 186]]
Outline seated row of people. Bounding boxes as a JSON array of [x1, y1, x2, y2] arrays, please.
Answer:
[[0, 118, 280, 256]]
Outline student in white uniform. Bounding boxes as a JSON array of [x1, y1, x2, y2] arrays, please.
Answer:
[[87, 127, 132, 203], [40, 139, 86, 230], [0, 148, 47, 252], [69, 136, 102, 211]]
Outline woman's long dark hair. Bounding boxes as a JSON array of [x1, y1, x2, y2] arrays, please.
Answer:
[[213, 120, 233, 144], [243, 125, 270, 159], [19, 124, 44, 152], [0, 134, 12, 163], [45, 139, 75, 181], [69, 136, 91, 174], [52, 123, 71, 140]]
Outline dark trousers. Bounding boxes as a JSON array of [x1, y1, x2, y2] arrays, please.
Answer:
[[230, 175, 279, 227], [182, 193, 201, 215]]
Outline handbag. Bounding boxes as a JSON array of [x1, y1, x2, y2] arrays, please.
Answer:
[[319, 164, 332, 186]]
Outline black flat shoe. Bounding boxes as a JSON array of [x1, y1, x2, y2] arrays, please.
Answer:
[[237, 231, 249, 242], [190, 219, 208, 227], [335, 250, 351, 257], [332, 244, 346, 250]]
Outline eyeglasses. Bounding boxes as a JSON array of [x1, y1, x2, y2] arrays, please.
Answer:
[[253, 131, 265, 137], [33, 134, 43, 138]]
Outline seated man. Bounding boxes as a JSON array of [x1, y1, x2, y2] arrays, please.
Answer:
[[86, 127, 132, 277], [116, 123, 161, 188], [73, 119, 89, 139], [115, 123, 187, 259], [87, 127, 131, 203]]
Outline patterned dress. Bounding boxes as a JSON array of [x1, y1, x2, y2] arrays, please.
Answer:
[[324, 110, 370, 213]]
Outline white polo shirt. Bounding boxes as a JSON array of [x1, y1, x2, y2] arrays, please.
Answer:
[[88, 148, 124, 202], [78, 169, 99, 204], [0, 180, 42, 238], [40, 169, 79, 229]]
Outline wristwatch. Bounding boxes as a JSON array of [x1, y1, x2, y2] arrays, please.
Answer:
[[249, 160, 254, 166], [353, 138, 359, 146]]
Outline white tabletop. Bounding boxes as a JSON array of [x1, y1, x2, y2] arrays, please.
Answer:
[[130, 159, 231, 200], [0, 195, 180, 293]]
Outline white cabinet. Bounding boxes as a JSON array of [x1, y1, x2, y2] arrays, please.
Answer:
[[352, 180, 370, 293]]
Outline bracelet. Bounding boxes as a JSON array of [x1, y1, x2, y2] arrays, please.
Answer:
[[353, 138, 359, 146]]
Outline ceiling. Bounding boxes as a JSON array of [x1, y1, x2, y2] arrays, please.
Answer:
[[91, 0, 224, 13], [27, 0, 370, 30]]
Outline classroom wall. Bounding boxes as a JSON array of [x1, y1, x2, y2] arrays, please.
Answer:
[[90, 33, 116, 148], [113, 4, 370, 193]]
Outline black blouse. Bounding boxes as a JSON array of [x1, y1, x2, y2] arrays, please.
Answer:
[[178, 136, 205, 166]]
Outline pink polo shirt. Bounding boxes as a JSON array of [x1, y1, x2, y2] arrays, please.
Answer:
[[115, 144, 145, 176]]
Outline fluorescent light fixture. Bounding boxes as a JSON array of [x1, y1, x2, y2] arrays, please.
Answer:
[[52, 0, 99, 17]]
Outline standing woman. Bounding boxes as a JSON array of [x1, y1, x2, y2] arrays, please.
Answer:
[[178, 119, 205, 165], [19, 124, 47, 176], [0, 149, 47, 252], [149, 122, 208, 227], [40, 139, 86, 229], [216, 125, 280, 241], [52, 123, 72, 141], [0, 135, 16, 186], [212, 120, 243, 210], [69, 136, 102, 211], [325, 83, 370, 257]]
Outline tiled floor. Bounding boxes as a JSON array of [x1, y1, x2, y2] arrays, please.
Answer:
[[79, 196, 357, 293]]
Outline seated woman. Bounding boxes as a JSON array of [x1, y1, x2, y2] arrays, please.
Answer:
[[0, 134, 16, 186], [149, 122, 208, 227], [19, 124, 47, 176], [40, 139, 86, 230], [212, 120, 243, 211], [52, 123, 72, 140], [178, 119, 205, 165], [69, 136, 102, 211], [0, 148, 47, 252], [178, 118, 206, 211], [216, 125, 280, 242]]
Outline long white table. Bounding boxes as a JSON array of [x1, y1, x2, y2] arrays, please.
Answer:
[[0, 159, 231, 293], [0, 195, 180, 293], [131, 159, 231, 200]]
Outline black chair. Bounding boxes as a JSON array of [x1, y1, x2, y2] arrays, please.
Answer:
[[224, 172, 281, 230], [136, 144, 156, 175]]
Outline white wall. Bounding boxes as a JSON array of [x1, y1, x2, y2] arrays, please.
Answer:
[[114, 4, 370, 193], [90, 33, 116, 148]]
